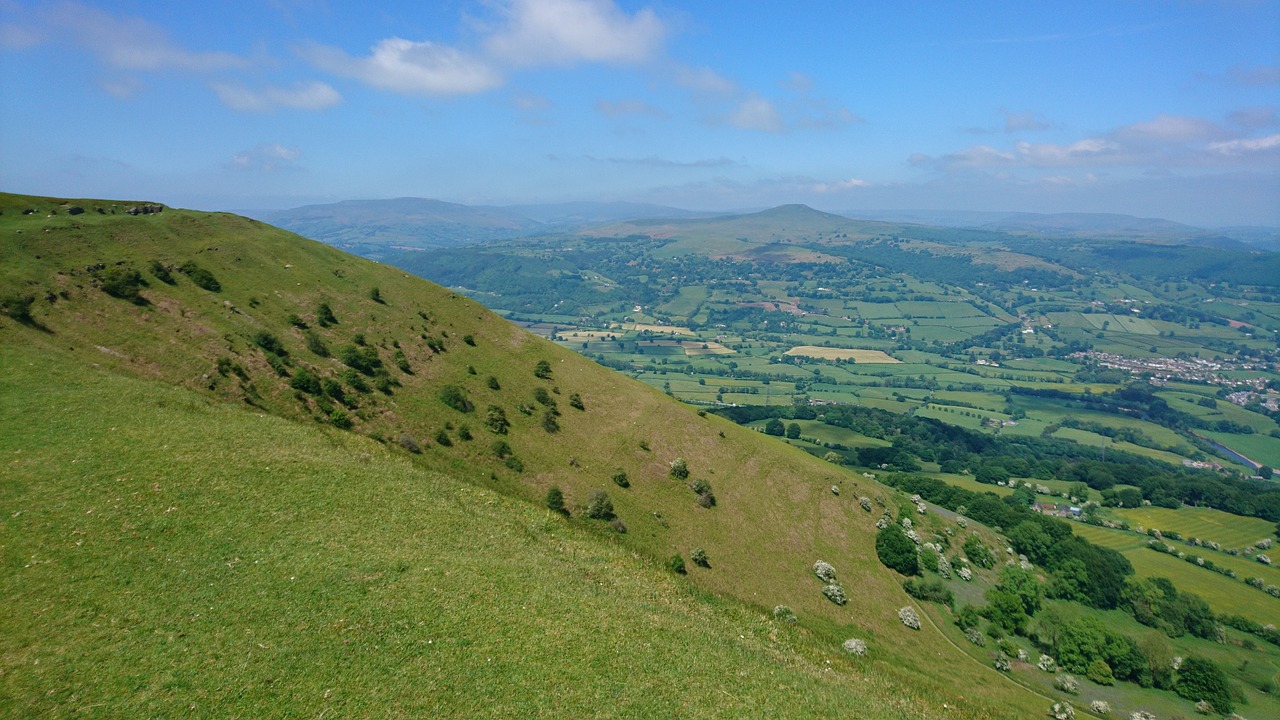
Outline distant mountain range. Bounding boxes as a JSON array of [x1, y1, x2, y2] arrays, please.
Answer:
[[842, 209, 1280, 250], [246, 198, 718, 257], [246, 197, 1280, 254]]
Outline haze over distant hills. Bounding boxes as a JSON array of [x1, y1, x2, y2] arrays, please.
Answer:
[[251, 197, 1280, 255], [247, 198, 719, 257]]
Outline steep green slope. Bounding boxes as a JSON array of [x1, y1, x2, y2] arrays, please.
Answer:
[[0, 346, 937, 718], [0, 194, 1049, 718]]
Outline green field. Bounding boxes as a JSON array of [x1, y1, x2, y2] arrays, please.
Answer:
[[1072, 523, 1278, 626], [1108, 506, 1278, 550]]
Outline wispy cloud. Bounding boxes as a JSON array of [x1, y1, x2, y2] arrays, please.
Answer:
[[211, 80, 341, 112], [300, 0, 666, 97], [1207, 133, 1280, 156], [812, 178, 871, 193], [592, 155, 737, 168], [42, 1, 249, 72], [914, 112, 1277, 173], [727, 94, 785, 133], [299, 38, 502, 95], [228, 143, 303, 172], [1001, 108, 1050, 133], [484, 0, 665, 67]]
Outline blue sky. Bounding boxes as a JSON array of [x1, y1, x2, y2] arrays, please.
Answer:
[[1, 0, 1278, 225]]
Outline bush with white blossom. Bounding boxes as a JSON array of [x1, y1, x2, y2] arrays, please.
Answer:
[[901, 517, 912, 530], [859, 496, 872, 512], [813, 560, 838, 583], [842, 638, 867, 656], [1130, 712, 1156, 720], [823, 583, 847, 605], [1258, 553, 1272, 565], [898, 605, 921, 629], [1049, 701, 1075, 720], [1054, 674, 1081, 694], [875, 516, 890, 530], [1089, 700, 1110, 715], [957, 566, 973, 581], [772, 605, 797, 623], [936, 553, 953, 579], [1037, 654, 1057, 672], [964, 627, 986, 646], [1194, 700, 1213, 715], [993, 655, 1011, 671]]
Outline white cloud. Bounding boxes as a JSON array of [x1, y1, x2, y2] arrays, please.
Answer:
[[813, 178, 870, 193], [44, 1, 249, 72], [918, 112, 1278, 173], [1208, 133, 1280, 156], [1001, 108, 1049, 133], [672, 64, 737, 96], [1014, 138, 1120, 166], [300, 38, 502, 95], [212, 80, 341, 112], [229, 143, 302, 172], [727, 94, 784, 133], [485, 0, 665, 66], [1112, 114, 1225, 144], [594, 155, 736, 168]]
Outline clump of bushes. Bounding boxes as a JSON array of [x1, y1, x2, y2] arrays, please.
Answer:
[[823, 584, 847, 605], [316, 302, 337, 327], [485, 406, 509, 434], [438, 385, 473, 413], [875, 523, 919, 576], [611, 469, 629, 488], [534, 360, 552, 379], [813, 560, 838, 584], [1048, 702, 1074, 720], [964, 627, 986, 646], [486, 376, 501, 390], [585, 490, 614, 520], [1054, 674, 1081, 695], [669, 457, 689, 480], [569, 393, 584, 410], [545, 487, 566, 514], [898, 605, 921, 630], [1, 293, 36, 324], [98, 265, 147, 304], [842, 638, 867, 657], [304, 330, 329, 357], [669, 554, 687, 574], [148, 260, 175, 285], [691, 478, 716, 507], [179, 261, 220, 292], [902, 577, 953, 607]]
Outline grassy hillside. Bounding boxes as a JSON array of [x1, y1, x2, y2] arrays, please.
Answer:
[[0, 194, 1051, 718]]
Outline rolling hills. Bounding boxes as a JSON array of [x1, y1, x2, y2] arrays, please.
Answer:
[[0, 193, 1056, 718]]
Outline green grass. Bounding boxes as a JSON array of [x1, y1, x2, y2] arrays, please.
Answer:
[[0, 193, 1054, 719], [1071, 523, 1279, 626], [1108, 506, 1277, 550], [0, 346, 954, 718]]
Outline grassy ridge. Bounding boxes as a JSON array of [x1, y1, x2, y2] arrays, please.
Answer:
[[0, 346, 930, 718], [0, 194, 1049, 718]]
